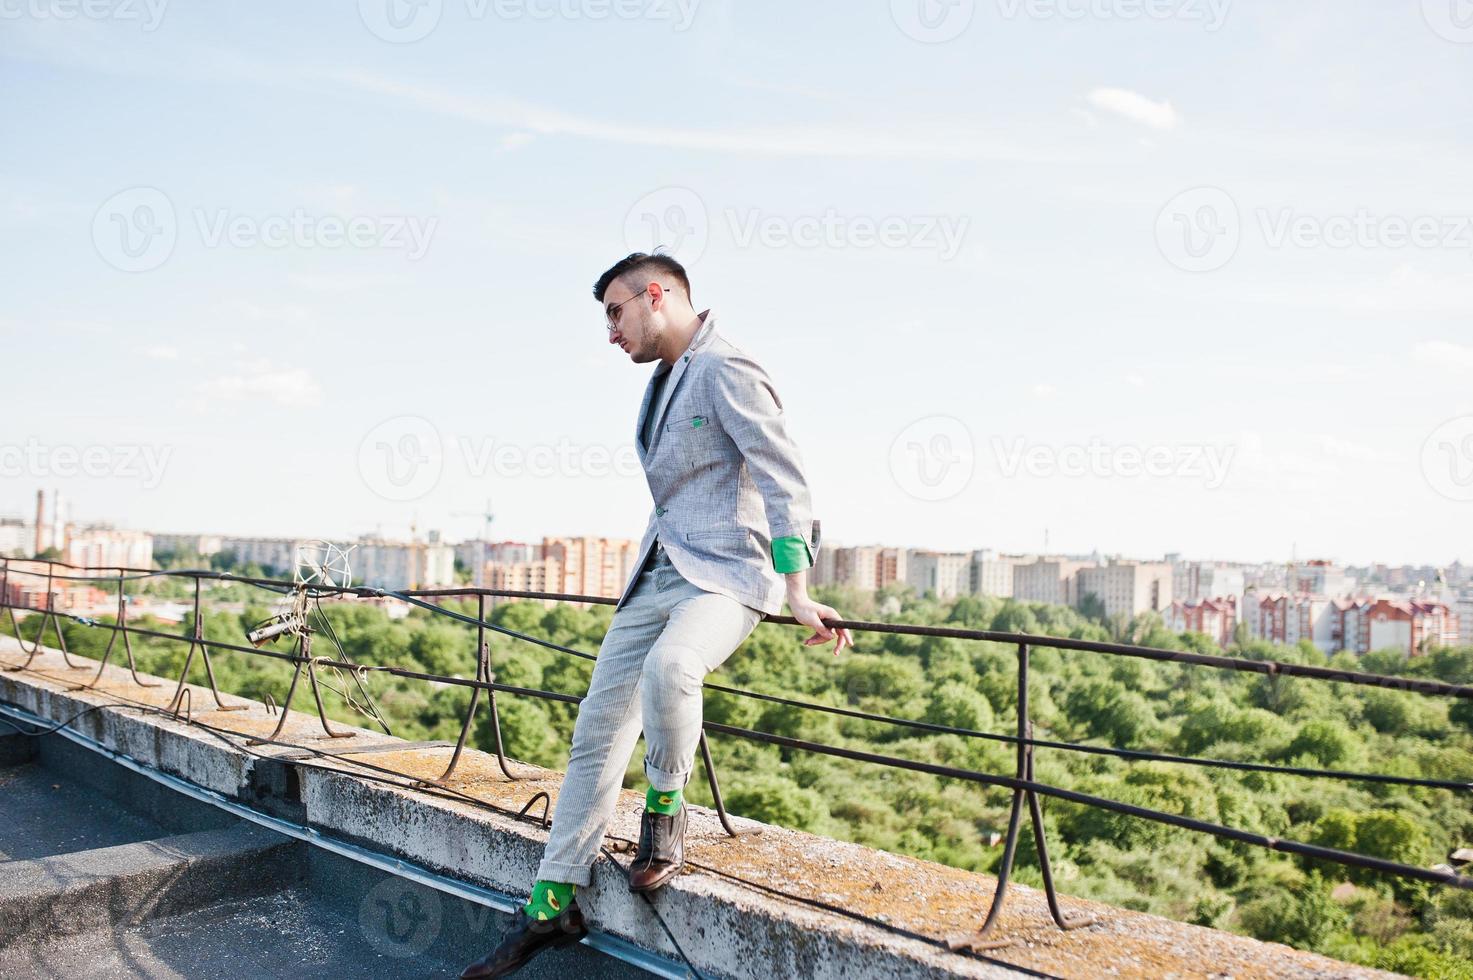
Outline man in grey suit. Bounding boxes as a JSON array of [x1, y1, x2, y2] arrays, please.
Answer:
[[461, 253, 852, 979]]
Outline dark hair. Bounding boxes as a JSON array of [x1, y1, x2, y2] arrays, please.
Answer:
[[592, 252, 691, 303]]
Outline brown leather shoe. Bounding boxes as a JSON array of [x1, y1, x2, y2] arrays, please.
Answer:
[[458, 899, 586, 979], [628, 802, 687, 894]]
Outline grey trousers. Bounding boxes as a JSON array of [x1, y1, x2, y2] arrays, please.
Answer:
[[536, 540, 763, 886]]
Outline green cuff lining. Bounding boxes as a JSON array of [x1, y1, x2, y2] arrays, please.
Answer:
[[771, 535, 814, 574]]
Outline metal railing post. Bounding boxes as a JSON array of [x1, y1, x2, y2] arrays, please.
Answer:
[[166, 576, 246, 715], [952, 642, 1093, 950], [424, 594, 517, 786], [71, 570, 158, 691]]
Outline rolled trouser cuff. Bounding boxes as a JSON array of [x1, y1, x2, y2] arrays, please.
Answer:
[[534, 858, 594, 887], [642, 754, 691, 794]]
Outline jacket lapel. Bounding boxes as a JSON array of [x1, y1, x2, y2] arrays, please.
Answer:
[[637, 311, 719, 461]]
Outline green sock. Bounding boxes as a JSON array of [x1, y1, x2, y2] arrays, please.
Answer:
[[522, 880, 575, 921], [646, 785, 683, 815]]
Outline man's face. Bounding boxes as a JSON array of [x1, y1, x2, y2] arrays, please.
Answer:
[[604, 281, 664, 364]]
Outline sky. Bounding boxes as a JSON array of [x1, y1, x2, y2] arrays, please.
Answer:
[[1, 0, 1471, 568]]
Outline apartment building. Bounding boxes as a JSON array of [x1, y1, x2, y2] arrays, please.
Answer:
[[1012, 558, 1096, 606], [1164, 596, 1238, 647], [63, 527, 153, 571], [1171, 560, 1245, 603], [816, 545, 909, 592], [352, 537, 457, 589], [152, 533, 224, 557], [970, 549, 1024, 598], [541, 536, 639, 599], [906, 550, 972, 600], [1076, 559, 1173, 619], [1240, 591, 1457, 656]]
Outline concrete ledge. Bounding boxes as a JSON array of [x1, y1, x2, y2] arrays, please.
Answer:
[[0, 637, 1401, 979], [0, 823, 302, 945]]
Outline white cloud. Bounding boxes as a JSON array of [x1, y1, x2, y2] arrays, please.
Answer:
[[1086, 87, 1180, 131], [318, 70, 1062, 164], [146, 345, 179, 360], [194, 364, 323, 409], [1414, 339, 1473, 372]]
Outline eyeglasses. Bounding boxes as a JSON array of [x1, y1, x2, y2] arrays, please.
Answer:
[[605, 284, 677, 334]]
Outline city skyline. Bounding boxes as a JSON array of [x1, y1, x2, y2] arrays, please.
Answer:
[[2, 482, 1465, 579]]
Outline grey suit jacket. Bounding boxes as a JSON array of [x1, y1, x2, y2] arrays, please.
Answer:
[[615, 310, 818, 616]]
